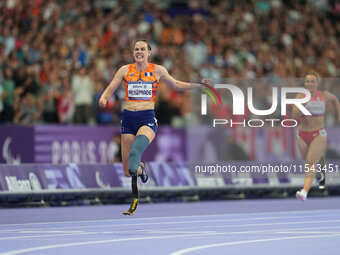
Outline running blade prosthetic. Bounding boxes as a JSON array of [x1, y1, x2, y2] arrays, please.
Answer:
[[122, 198, 139, 215], [122, 173, 139, 215]]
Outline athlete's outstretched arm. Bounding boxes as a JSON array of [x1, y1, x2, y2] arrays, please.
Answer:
[[156, 65, 210, 89], [324, 91, 340, 122], [99, 65, 128, 107]]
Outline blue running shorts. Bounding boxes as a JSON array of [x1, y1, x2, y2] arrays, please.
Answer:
[[121, 109, 158, 135]]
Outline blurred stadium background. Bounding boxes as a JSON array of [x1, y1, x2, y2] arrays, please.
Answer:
[[0, 0, 340, 206]]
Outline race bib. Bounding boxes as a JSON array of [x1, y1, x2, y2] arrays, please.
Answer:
[[128, 83, 152, 100]]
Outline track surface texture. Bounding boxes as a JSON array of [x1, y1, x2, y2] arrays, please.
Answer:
[[0, 198, 340, 255]]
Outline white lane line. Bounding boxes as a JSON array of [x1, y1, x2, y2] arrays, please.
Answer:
[[0, 208, 339, 228], [146, 231, 218, 235], [0, 229, 151, 241], [160, 225, 340, 234], [0, 229, 166, 241], [1, 228, 340, 255], [1, 213, 339, 232], [19, 230, 83, 234], [59, 218, 340, 231], [0, 233, 88, 241], [1, 215, 340, 241], [172, 219, 340, 231], [0, 232, 261, 255], [0, 224, 339, 247], [169, 233, 340, 255], [3, 217, 292, 230], [278, 231, 340, 234]]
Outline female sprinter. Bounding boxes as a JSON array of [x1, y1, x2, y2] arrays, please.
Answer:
[[293, 72, 340, 201], [99, 40, 209, 214]]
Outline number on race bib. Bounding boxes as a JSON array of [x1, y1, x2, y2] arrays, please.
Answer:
[[128, 83, 152, 100]]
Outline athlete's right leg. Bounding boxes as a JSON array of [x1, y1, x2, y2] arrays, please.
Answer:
[[121, 133, 144, 216], [123, 126, 155, 215], [122, 110, 157, 215], [297, 135, 326, 200], [297, 136, 308, 160], [303, 135, 327, 192], [121, 134, 136, 177], [296, 137, 309, 200]]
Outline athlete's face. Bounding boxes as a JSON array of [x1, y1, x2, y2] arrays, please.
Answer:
[[133, 41, 150, 63], [304, 74, 318, 93]]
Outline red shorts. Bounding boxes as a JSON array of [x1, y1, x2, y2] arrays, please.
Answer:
[[298, 128, 327, 145]]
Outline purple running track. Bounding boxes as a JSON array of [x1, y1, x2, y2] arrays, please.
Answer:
[[0, 198, 340, 255]]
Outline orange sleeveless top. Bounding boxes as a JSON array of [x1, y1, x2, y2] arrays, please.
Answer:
[[123, 63, 159, 102]]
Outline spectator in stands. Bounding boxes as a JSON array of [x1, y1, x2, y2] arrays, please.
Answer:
[[0, 79, 3, 121], [71, 67, 95, 124], [57, 77, 75, 124], [13, 93, 41, 125], [41, 69, 60, 123], [0, 68, 15, 122], [0, 0, 338, 126]]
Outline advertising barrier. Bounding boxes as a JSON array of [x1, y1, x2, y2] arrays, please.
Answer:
[[1, 125, 340, 164], [1, 161, 339, 193], [0, 125, 187, 164]]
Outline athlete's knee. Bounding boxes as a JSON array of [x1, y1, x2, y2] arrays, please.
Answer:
[[122, 159, 130, 176], [129, 146, 138, 159], [128, 146, 139, 162], [305, 158, 317, 176], [306, 157, 318, 167]]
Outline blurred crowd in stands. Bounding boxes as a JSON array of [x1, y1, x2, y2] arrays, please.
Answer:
[[0, 0, 339, 126]]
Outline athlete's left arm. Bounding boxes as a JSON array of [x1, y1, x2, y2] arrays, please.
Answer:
[[156, 65, 210, 89], [324, 91, 340, 122]]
